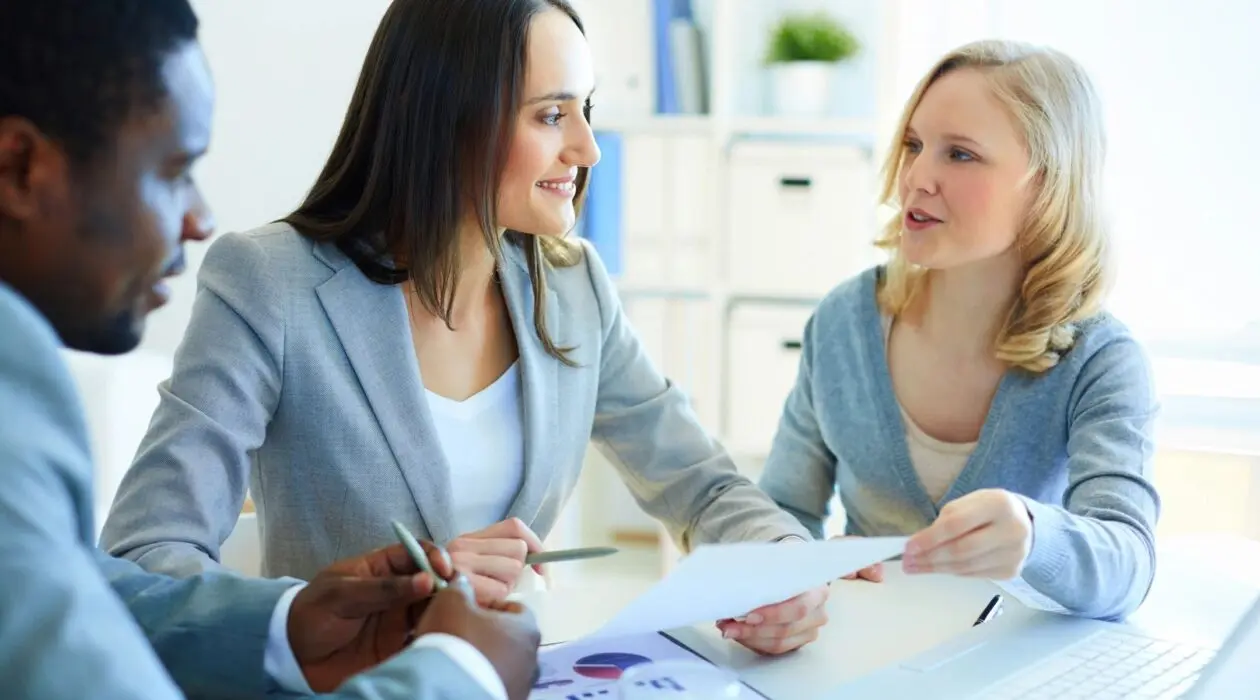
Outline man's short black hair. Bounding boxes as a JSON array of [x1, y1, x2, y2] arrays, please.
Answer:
[[0, 0, 199, 164]]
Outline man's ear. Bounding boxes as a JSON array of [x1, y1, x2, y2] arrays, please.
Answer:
[[0, 116, 66, 223]]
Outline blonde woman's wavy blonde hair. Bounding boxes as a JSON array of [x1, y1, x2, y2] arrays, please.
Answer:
[[875, 39, 1112, 373]]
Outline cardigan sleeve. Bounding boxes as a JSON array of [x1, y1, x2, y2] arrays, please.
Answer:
[[1018, 336, 1161, 620]]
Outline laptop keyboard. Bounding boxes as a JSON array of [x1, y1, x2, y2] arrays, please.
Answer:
[[973, 629, 1218, 699]]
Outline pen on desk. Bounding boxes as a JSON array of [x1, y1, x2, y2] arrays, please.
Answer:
[[973, 594, 1003, 627], [524, 546, 619, 566]]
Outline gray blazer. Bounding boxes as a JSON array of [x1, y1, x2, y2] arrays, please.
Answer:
[[101, 223, 807, 581], [0, 280, 491, 699]]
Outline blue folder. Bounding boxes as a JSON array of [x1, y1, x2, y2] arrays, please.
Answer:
[[579, 131, 624, 276]]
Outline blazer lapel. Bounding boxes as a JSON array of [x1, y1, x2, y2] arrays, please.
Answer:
[[499, 250, 560, 527], [313, 252, 455, 544]]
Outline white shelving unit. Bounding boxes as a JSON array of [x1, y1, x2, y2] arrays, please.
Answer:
[[573, 0, 909, 550], [591, 114, 880, 141], [597, 0, 902, 446], [566, 0, 1260, 562]]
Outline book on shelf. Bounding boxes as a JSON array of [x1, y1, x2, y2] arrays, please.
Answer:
[[668, 17, 707, 115]]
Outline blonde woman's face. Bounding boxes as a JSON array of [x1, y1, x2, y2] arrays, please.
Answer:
[[498, 8, 600, 237], [896, 68, 1031, 269]]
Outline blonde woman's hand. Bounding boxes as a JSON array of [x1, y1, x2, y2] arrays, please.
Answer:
[[902, 489, 1033, 580]]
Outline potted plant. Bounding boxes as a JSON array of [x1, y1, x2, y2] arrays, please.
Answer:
[[765, 11, 860, 117]]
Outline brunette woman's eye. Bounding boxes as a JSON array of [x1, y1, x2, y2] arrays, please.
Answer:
[[541, 109, 565, 126]]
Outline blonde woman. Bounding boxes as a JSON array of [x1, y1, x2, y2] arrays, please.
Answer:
[[754, 40, 1159, 623]]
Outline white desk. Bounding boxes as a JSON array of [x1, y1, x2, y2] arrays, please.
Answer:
[[521, 535, 1260, 699]]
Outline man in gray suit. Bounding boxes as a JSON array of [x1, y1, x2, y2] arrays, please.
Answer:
[[0, 1, 538, 698]]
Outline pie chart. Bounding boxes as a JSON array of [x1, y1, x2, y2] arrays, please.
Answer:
[[572, 652, 652, 680]]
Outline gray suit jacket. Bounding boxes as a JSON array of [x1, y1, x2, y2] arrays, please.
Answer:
[[101, 223, 807, 581], [0, 281, 491, 699]]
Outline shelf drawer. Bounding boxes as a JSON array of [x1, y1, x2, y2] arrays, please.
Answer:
[[725, 140, 878, 297], [722, 301, 817, 457], [620, 134, 718, 286]]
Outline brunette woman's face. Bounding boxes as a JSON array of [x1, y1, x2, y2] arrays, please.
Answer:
[[497, 8, 600, 236]]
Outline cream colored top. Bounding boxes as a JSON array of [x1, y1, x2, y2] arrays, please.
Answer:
[[883, 315, 977, 502]]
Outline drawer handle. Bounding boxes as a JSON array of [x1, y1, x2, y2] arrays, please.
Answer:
[[782, 339, 803, 351], [779, 176, 812, 189]]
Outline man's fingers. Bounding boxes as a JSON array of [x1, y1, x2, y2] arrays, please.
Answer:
[[369, 543, 417, 577], [466, 573, 511, 605], [426, 541, 455, 579], [361, 537, 452, 578], [484, 599, 541, 638], [419, 581, 478, 625], [322, 575, 428, 617], [484, 599, 527, 615], [357, 542, 418, 577]]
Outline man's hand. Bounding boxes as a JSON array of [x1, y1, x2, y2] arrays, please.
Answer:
[[289, 541, 449, 692], [416, 575, 542, 700]]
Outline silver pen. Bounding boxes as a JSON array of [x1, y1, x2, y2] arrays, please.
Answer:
[[391, 520, 450, 591]]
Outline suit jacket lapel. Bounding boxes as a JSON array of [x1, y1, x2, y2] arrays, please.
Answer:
[[499, 249, 560, 527], [312, 245, 455, 544]]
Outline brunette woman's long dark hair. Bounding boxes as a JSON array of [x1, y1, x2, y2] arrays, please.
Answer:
[[283, 0, 588, 363]]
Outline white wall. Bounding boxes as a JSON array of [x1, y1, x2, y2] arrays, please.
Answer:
[[76, 2, 394, 532], [985, 0, 1260, 349], [141, 0, 394, 358]]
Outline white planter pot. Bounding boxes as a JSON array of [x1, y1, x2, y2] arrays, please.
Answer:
[[768, 61, 834, 118]]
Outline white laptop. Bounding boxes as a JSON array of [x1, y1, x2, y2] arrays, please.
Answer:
[[825, 593, 1260, 699]]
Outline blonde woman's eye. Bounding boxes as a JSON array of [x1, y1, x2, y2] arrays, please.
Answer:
[[903, 139, 922, 153], [950, 147, 975, 162]]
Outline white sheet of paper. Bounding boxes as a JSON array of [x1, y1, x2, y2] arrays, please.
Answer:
[[992, 576, 1070, 614], [587, 537, 909, 639]]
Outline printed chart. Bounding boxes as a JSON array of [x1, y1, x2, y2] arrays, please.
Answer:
[[573, 652, 653, 680], [528, 632, 717, 699]]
